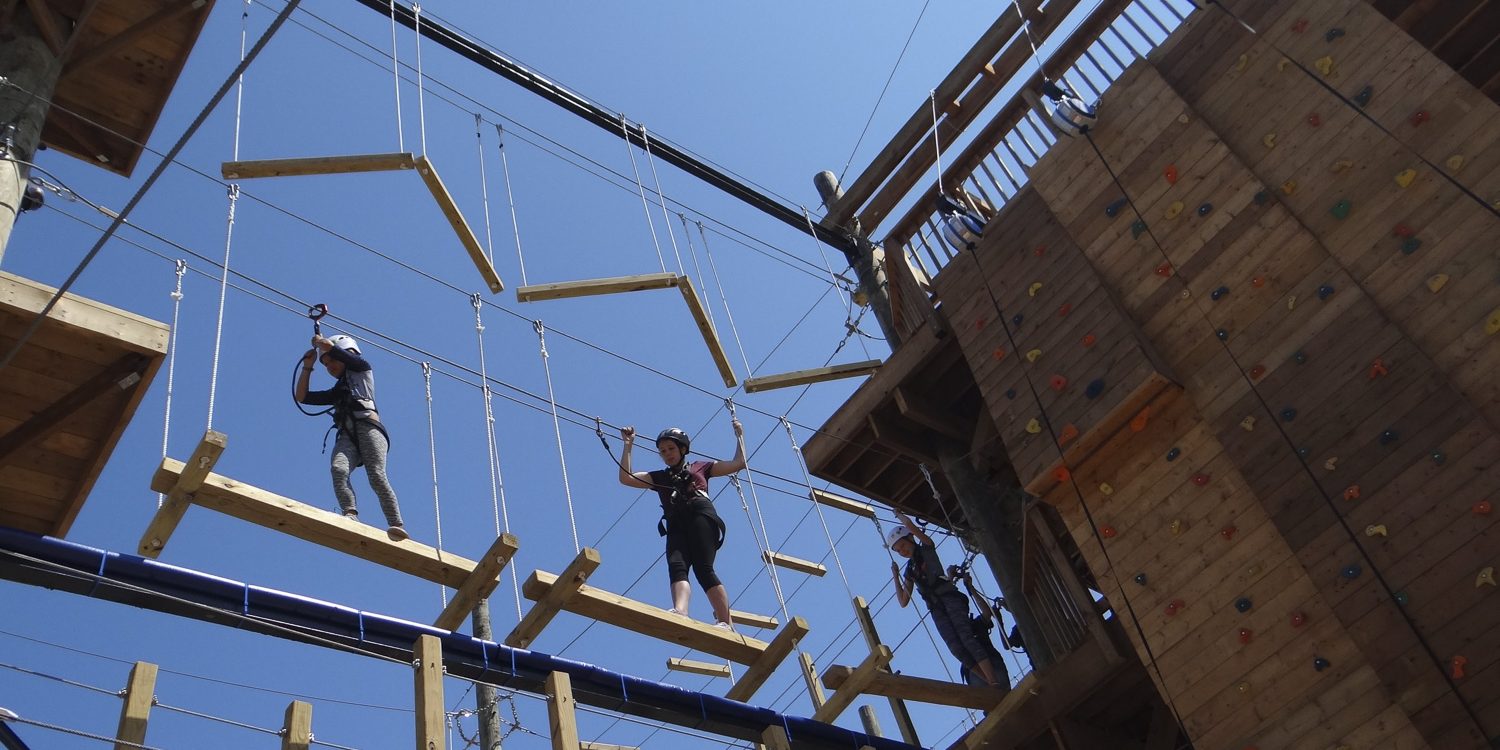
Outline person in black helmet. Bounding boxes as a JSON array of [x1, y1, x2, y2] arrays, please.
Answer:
[[618, 420, 745, 630], [295, 334, 408, 542]]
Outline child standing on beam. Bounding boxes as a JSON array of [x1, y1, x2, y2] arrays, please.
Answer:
[[889, 510, 1003, 688], [618, 421, 745, 630]]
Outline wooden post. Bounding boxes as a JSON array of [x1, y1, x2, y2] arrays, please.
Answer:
[[414, 635, 444, 750], [281, 701, 312, 750], [852, 597, 919, 746], [546, 671, 580, 750], [114, 661, 157, 750], [859, 705, 883, 737], [799, 652, 826, 710], [761, 725, 792, 750], [726, 616, 809, 702], [0, 4, 62, 263], [138, 430, 228, 557], [813, 645, 892, 723]]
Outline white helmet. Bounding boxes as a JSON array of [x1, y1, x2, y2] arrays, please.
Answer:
[[328, 334, 361, 355], [887, 525, 913, 549]]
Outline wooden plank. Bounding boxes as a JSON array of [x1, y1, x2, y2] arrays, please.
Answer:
[[821, 665, 1007, 710], [434, 533, 520, 632], [762, 550, 827, 577], [674, 275, 736, 387], [414, 156, 506, 294], [280, 701, 311, 750], [580, 744, 638, 750], [546, 671, 579, 750], [114, 661, 156, 750], [521, 569, 769, 664], [666, 658, 731, 678], [0, 352, 146, 470], [761, 725, 792, 750], [137, 430, 227, 557], [506, 548, 602, 649], [853, 595, 920, 747], [414, 635, 444, 750], [800, 652, 828, 710], [743, 360, 883, 393], [725, 616, 809, 702], [812, 645, 892, 723], [808, 488, 876, 519], [149, 458, 479, 587], [515, 272, 680, 303], [219, 152, 416, 180], [728, 609, 779, 630]]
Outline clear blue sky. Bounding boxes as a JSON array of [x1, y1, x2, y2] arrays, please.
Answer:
[[0, 1, 1157, 747]]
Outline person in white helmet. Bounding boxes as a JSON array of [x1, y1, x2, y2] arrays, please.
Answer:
[[617, 421, 745, 630], [295, 334, 408, 542], [889, 509, 1002, 688]]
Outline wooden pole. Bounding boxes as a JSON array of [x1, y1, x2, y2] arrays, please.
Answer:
[[281, 701, 312, 750], [859, 705, 884, 738], [852, 597, 919, 746], [761, 725, 792, 750], [546, 671, 580, 750], [414, 634, 444, 750], [798, 652, 827, 710], [0, 4, 62, 263], [470, 601, 502, 750], [114, 661, 157, 750]]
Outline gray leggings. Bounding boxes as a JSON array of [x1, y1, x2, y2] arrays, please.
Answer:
[[331, 421, 403, 527]]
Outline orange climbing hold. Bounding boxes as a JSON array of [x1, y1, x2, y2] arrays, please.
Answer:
[[1058, 424, 1080, 446], [1049, 375, 1068, 392], [992, 348, 1007, 361], [1451, 655, 1467, 679], [1130, 407, 1150, 433], [1368, 358, 1388, 379], [1343, 485, 1361, 501], [1474, 500, 1493, 516], [1100, 524, 1116, 539], [1052, 466, 1071, 483], [1081, 333, 1098, 348], [1155, 262, 1173, 278], [1251, 275, 1266, 288], [1220, 526, 1237, 541], [1164, 164, 1179, 184]]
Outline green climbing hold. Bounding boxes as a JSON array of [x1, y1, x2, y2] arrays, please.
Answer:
[[1131, 220, 1147, 239], [1330, 199, 1352, 219], [1400, 238, 1421, 255]]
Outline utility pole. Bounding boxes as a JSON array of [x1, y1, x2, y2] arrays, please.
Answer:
[[471, 602, 503, 748], [0, 6, 62, 263]]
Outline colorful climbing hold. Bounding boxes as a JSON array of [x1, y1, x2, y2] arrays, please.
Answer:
[[1249, 364, 1266, 379], [1237, 628, 1252, 644], [1220, 526, 1237, 541], [1325, 27, 1345, 41], [1313, 657, 1331, 672], [1426, 274, 1448, 293], [1237, 682, 1251, 695], [1281, 179, 1298, 194], [1292, 350, 1307, 364], [1105, 198, 1127, 217], [1058, 424, 1080, 446], [1291, 18, 1308, 32], [1430, 449, 1446, 465], [1057, 303, 1072, 317], [1353, 85, 1373, 107], [1216, 329, 1229, 341], [1476, 567, 1496, 587], [1235, 597, 1253, 613], [1400, 237, 1421, 255], [1180, 289, 1191, 300], [1166, 447, 1180, 462], [1253, 190, 1269, 205], [1211, 286, 1229, 301], [1247, 564, 1262, 577], [1033, 245, 1046, 257], [1365, 524, 1389, 537], [1233, 53, 1248, 72], [1026, 348, 1042, 362], [1192, 473, 1211, 487], [1052, 466, 1071, 482], [1410, 110, 1430, 127], [1474, 500, 1493, 516], [1262, 133, 1277, 149], [1130, 408, 1150, 433], [1100, 525, 1117, 539], [1169, 519, 1184, 536], [1317, 284, 1335, 300], [1369, 359, 1388, 379], [1081, 333, 1097, 348], [1028, 282, 1043, 297], [1485, 308, 1500, 335], [1240, 416, 1256, 431], [1012, 314, 1024, 327], [1394, 591, 1409, 606], [1164, 201, 1184, 220], [974, 318, 987, 330], [1131, 220, 1147, 239], [1025, 419, 1042, 435], [1394, 168, 1416, 188], [1084, 379, 1105, 399], [1164, 164, 1179, 184], [1306, 113, 1322, 127], [1281, 407, 1297, 422], [1343, 485, 1360, 501], [1342, 564, 1361, 580], [1165, 599, 1184, 616], [1277, 57, 1290, 72], [1251, 275, 1266, 288], [1380, 429, 1399, 445], [1329, 200, 1352, 220], [1331, 160, 1355, 174], [1392, 223, 1415, 238], [1452, 655, 1467, 680], [1155, 262, 1173, 278], [1445, 154, 1464, 170], [1133, 572, 1146, 585], [1314, 56, 1334, 76], [1049, 375, 1068, 392], [1100, 483, 1115, 496], [1324, 457, 1338, 471], [992, 348, 1007, 362], [1290, 611, 1307, 628], [1288, 295, 1298, 310], [1198, 203, 1214, 217]]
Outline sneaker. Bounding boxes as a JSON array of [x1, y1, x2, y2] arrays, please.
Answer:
[[386, 525, 409, 542], [713, 621, 734, 632], [341, 510, 359, 520]]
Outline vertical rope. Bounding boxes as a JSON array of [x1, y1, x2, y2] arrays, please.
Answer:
[[387, 0, 404, 152], [780, 418, 853, 599], [534, 321, 581, 553], [204, 184, 239, 430], [474, 114, 495, 263], [929, 90, 945, 195], [422, 362, 448, 608], [692, 220, 753, 375], [494, 124, 528, 286], [725, 401, 792, 622], [639, 126, 685, 275], [473, 294, 522, 621], [231, 0, 249, 161], [620, 116, 666, 273], [156, 260, 187, 509], [412, 3, 428, 155]]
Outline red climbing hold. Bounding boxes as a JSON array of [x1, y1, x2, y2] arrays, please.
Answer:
[[1100, 525, 1117, 539], [1155, 262, 1173, 278], [1034, 245, 1046, 258], [1081, 334, 1098, 349], [1392, 223, 1415, 238], [1369, 358, 1388, 379], [993, 348, 1006, 361], [1343, 485, 1361, 501], [1474, 500, 1493, 516], [974, 318, 986, 331], [1238, 628, 1252, 644], [1220, 525, 1237, 541], [1058, 303, 1073, 318], [1249, 364, 1266, 380], [1410, 110, 1430, 127], [1164, 164, 1179, 184], [1053, 466, 1071, 482], [1290, 611, 1308, 628], [1307, 113, 1322, 127], [1165, 599, 1185, 616], [1291, 17, 1308, 32], [1251, 275, 1266, 288], [1058, 424, 1080, 446], [1192, 473, 1211, 487], [1050, 375, 1068, 392], [1130, 408, 1150, 433], [1452, 655, 1467, 679]]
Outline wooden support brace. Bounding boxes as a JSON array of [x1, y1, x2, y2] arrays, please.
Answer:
[[115, 661, 157, 750], [506, 548, 601, 649], [148, 459, 480, 587], [812, 645, 892, 723], [546, 671, 580, 750], [434, 533, 520, 632], [0, 352, 149, 470], [580, 744, 638, 750], [729, 609, 779, 630], [515, 272, 679, 303], [280, 701, 312, 750], [522, 567, 770, 663], [220, 152, 415, 180], [725, 616, 809, 702], [675, 276, 737, 387], [414, 156, 505, 294], [809, 488, 876, 519], [891, 386, 967, 442], [800, 652, 827, 710], [64, 0, 203, 78], [761, 725, 792, 750], [821, 666, 1006, 710], [414, 635, 445, 750], [742, 360, 883, 393], [853, 596, 919, 746], [666, 658, 732, 678], [137, 431, 227, 557], [762, 550, 827, 577]]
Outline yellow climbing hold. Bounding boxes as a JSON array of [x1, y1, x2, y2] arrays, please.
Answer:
[[1478, 566, 1496, 587], [1177, 113, 1191, 125], [1485, 309, 1500, 335], [1281, 179, 1298, 195], [1099, 483, 1114, 496], [1179, 288, 1191, 300], [1446, 154, 1465, 171], [1426, 274, 1449, 293], [1164, 201, 1184, 219], [1026, 348, 1042, 362], [1240, 416, 1256, 431], [1314, 56, 1334, 76], [1263, 133, 1277, 149], [1234, 53, 1248, 72], [1277, 57, 1290, 72], [1288, 295, 1297, 310], [1170, 519, 1185, 536], [1025, 419, 1042, 435], [1330, 160, 1354, 173], [1028, 282, 1043, 297], [1324, 457, 1338, 471], [1394, 169, 1416, 188], [1364, 524, 1388, 537]]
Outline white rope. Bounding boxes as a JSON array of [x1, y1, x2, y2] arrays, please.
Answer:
[[231, 0, 249, 161], [204, 184, 239, 430], [473, 114, 495, 263], [725, 401, 791, 622], [413, 3, 428, 155], [493, 124, 528, 286], [157, 259, 186, 508], [620, 116, 667, 273], [422, 362, 447, 608], [930, 89, 944, 196], [800, 206, 853, 317], [780, 418, 854, 599], [473, 294, 522, 621], [676, 214, 717, 335], [534, 320, 581, 552], [692, 220, 753, 376], [387, 0, 404, 152], [639, 125, 685, 275]]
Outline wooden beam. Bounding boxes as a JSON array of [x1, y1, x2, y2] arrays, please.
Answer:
[[762, 550, 827, 577], [580, 744, 637, 750], [280, 701, 312, 750], [506, 548, 601, 648], [675, 276, 736, 387], [414, 156, 505, 294], [742, 360, 883, 393], [220, 152, 416, 180], [822, 666, 1005, 710], [725, 616, 809, 702], [0, 353, 147, 470], [891, 386, 967, 442], [809, 488, 876, 519], [64, 0, 203, 78], [761, 725, 792, 750], [149, 458, 480, 587], [22, 0, 66, 54], [729, 609, 779, 630], [666, 658, 731, 678], [865, 412, 939, 465], [545, 671, 579, 750], [434, 533, 520, 631], [114, 661, 156, 750], [414, 635, 444, 750], [799, 652, 827, 710], [521, 568, 770, 663], [515, 272, 679, 303], [57, 0, 104, 64], [854, 596, 920, 746], [137, 430, 228, 557], [812, 645, 892, 723]]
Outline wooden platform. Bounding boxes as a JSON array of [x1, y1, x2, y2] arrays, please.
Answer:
[[0, 271, 168, 537]]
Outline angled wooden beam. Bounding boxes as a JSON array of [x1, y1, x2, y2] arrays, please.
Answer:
[[22, 0, 66, 54], [57, 0, 104, 64], [725, 615, 808, 702], [220, 152, 415, 180], [809, 488, 876, 519], [742, 360, 882, 393], [523, 569, 770, 664], [414, 156, 505, 294], [762, 550, 827, 577], [812, 645, 892, 723], [891, 386, 967, 442], [515, 272, 679, 303], [0, 353, 147, 470], [137, 430, 228, 557], [799, 652, 827, 710], [822, 665, 1005, 710], [505, 548, 601, 648], [64, 0, 203, 78], [854, 596, 919, 746], [729, 609, 779, 630], [675, 276, 736, 387], [114, 661, 157, 750], [434, 533, 520, 631], [280, 701, 312, 750], [414, 635, 444, 750], [762, 725, 792, 750], [865, 412, 939, 464], [666, 658, 731, 678], [149, 459, 480, 587], [545, 671, 579, 750]]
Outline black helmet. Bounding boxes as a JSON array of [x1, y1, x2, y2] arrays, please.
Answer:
[[655, 428, 691, 454]]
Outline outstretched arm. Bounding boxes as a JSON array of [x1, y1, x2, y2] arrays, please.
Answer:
[[964, 574, 996, 623], [892, 561, 914, 608], [294, 349, 316, 403], [894, 510, 932, 547], [617, 426, 653, 489], [708, 419, 746, 477]]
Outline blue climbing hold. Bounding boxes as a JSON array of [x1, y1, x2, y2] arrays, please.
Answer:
[[1394, 591, 1409, 606], [1380, 429, 1399, 445], [1281, 407, 1297, 422], [1342, 564, 1361, 579], [1293, 350, 1308, 364], [1131, 220, 1148, 238], [1253, 190, 1269, 205], [1314, 657, 1331, 672], [1198, 203, 1214, 217], [1012, 314, 1024, 327], [1401, 238, 1421, 255], [1317, 284, 1335, 300], [1211, 286, 1230, 301], [1431, 450, 1446, 465], [1353, 85, 1373, 107], [1004, 388, 1017, 400], [1134, 573, 1148, 586], [1105, 198, 1127, 217], [1297, 447, 1311, 458], [1085, 379, 1105, 399], [1235, 597, 1253, 613], [1325, 27, 1345, 41], [1166, 447, 1181, 462]]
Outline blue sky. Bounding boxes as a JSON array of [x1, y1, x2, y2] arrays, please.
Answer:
[[0, 1, 1181, 747]]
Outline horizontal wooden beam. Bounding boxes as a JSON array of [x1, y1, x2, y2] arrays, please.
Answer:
[[415, 156, 505, 294], [812, 645, 892, 723], [809, 488, 876, 519], [725, 616, 809, 702], [0, 352, 147, 470], [742, 359, 883, 393], [137, 430, 228, 557], [149, 458, 479, 587], [666, 658, 731, 678], [521, 568, 769, 664], [821, 664, 1006, 710], [434, 533, 520, 632], [762, 550, 827, 577], [676, 276, 737, 387], [892, 386, 967, 442], [506, 548, 602, 649], [728, 609, 779, 630], [515, 272, 679, 303], [579, 743, 638, 750], [220, 152, 415, 179]]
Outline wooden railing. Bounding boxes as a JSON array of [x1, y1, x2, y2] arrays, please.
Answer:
[[1019, 501, 1117, 666]]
